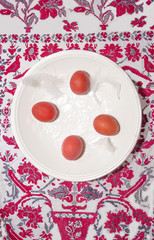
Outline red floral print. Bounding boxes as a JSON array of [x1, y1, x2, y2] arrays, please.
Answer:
[[67, 43, 80, 50], [55, 33, 62, 41], [83, 43, 97, 52], [112, 34, 119, 41], [17, 161, 42, 184], [94, 235, 107, 240], [66, 35, 73, 42], [22, 35, 29, 43], [113, 234, 129, 240], [23, 44, 39, 61], [109, 0, 143, 17], [3, 135, 19, 149], [122, 166, 134, 179], [148, 43, 154, 59], [131, 16, 147, 27], [8, 45, 17, 55], [89, 34, 96, 43], [104, 210, 132, 233], [106, 171, 122, 187], [0, 1, 39, 33], [63, 20, 79, 32], [133, 231, 145, 240], [40, 231, 53, 240], [78, 33, 85, 41], [135, 32, 142, 40], [41, 43, 63, 57], [0, 202, 17, 218], [106, 165, 134, 188], [34, 0, 65, 19], [19, 227, 34, 238], [44, 35, 51, 43], [1, 35, 7, 43], [125, 43, 141, 61], [100, 44, 123, 62], [124, 32, 131, 38], [12, 34, 18, 41], [17, 205, 43, 228], [147, 31, 153, 39], [133, 209, 153, 226]]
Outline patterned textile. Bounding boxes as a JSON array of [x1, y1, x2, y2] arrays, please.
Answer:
[[0, 1, 154, 240]]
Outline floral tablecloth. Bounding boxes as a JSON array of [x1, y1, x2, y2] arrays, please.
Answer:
[[0, 1, 154, 240]]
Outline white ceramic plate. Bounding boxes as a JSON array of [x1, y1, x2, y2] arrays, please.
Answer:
[[11, 50, 141, 181]]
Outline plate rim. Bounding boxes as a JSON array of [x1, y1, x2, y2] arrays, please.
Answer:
[[11, 50, 142, 181]]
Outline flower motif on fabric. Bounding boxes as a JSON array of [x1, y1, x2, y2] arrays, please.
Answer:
[[131, 16, 147, 28], [17, 161, 42, 184], [0, 0, 38, 33], [106, 164, 134, 188], [146, 43, 154, 60], [133, 209, 153, 226], [19, 227, 34, 238], [125, 43, 141, 62], [100, 44, 123, 62], [83, 43, 97, 52], [63, 20, 79, 32], [41, 43, 63, 57], [94, 234, 107, 240], [66, 43, 80, 50], [17, 205, 43, 228], [0, 151, 16, 162], [104, 210, 132, 233], [72, 0, 114, 31], [113, 234, 129, 240], [3, 135, 19, 149], [40, 231, 53, 239], [34, 0, 66, 19], [109, 0, 143, 17], [23, 43, 39, 61]]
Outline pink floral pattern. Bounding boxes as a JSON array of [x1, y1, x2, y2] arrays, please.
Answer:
[[104, 210, 132, 233], [0, 0, 153, 32], [0, 33, 153, 239], [34, 0, 66, 19], [17, 205, 43, 228], [23, 43, 39, 61], [105, 164, 134, 188], [17, 161, 42, 184], [125, 43, 141, 62], [0, 2, 154, 239], [100, 44, 123, 62], [41, 43, 63, 57], [109, 0, 143, 17]]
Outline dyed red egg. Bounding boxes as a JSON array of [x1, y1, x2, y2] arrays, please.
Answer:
[[62, 135, 84, 160], [32, 101, 58, 122], [93, 114, 120, 136], [70, 70, 90, 95]]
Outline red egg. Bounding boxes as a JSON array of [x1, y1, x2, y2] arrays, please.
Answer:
[[62, 135, 85, 160], [93, 114, 120, 136], [32, 101, 58, 122], [70, 70, 90, 95]]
